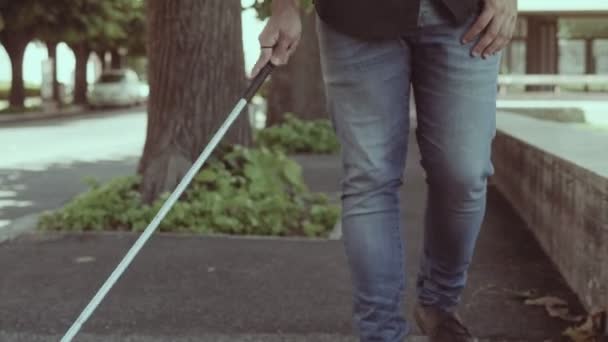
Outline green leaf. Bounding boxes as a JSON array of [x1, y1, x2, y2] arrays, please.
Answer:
[[255, 113, 339, 154], [37, 146, 339, 238], [197, 169, 217, 183]]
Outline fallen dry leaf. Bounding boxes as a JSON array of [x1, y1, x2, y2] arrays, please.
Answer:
[[504, 288, 539, 300], [563, 310, 607, 342], [525, 296, 568, 307], [74, 256, 96, 264], [525, 296, 584, 323]]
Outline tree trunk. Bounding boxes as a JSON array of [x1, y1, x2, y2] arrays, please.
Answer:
[[95, 50, 110, 71], [1, 31, 30, 108], [138, 0, 250, 203], [266, 9, 326, 126], [289, 10, 326, 121], [111, 49, 123, 69], [584, 38, 596, 92], [46, 41, 61, 103], [266, 62, 294, 126], [72, 42, 90, 105]]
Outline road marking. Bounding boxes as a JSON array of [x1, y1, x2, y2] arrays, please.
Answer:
[[0, 190, 17, 198], [0, 199, 33, 208]]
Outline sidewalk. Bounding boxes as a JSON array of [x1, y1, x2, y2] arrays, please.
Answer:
[[0, 134, 584, 341]]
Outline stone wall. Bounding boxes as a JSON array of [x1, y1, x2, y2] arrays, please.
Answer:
[[492, 114, 608, 310]]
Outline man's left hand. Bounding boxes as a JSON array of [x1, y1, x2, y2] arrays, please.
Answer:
[[461, 0, 518, 58]]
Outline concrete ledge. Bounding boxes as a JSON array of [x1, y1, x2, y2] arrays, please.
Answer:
[[501, 107, 586, 123], [492, 112, 608, 310]]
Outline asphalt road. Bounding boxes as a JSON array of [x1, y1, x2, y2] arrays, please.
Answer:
[[0, 108, 145, 228]]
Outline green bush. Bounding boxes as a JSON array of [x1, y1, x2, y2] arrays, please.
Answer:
[[0, 106, 42, 114], [38, 145, 340, 237], [0, 85, 41, 100], [255, 113, 340, 154]]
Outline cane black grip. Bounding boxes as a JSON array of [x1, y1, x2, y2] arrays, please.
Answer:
[[243, 62, 275, 102]]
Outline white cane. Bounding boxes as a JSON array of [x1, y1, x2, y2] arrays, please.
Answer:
[[61, 62, 275, 342]]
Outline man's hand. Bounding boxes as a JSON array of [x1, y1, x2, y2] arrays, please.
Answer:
[[461, 0, 517, 58], [250, 0, 302, 78]]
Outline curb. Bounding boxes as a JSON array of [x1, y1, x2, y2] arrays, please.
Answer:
[[0, 107, 86, 125], [24, 225, 342, 244], [0, 332, 439, 342], [0, 212, 41, 244], [0, 213, 342, 244], [0, 105, 146, 126]]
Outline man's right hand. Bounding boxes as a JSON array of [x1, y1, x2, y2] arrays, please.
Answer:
[[250, 0, 302, 78]]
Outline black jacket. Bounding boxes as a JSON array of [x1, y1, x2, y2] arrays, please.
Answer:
[[314, 0, 481, 41]]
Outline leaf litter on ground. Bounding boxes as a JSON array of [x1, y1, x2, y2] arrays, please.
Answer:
[[504, 288, 607, 341], [74, 256, 96, 264], [562, 310, 607, 342], [524, 296, 584, 322], [502, 287, 540, 300]]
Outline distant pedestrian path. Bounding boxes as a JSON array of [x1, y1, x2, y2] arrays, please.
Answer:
[[497, 92, 608, 127]]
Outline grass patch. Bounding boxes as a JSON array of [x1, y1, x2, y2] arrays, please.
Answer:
[[0, 106, 42, 115], [255, 113, 340, 154], [38, 145, 340, 237]]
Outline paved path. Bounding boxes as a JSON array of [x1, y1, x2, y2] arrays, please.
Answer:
[[496, 94, 608, 127], [0, 133, 584, 341]]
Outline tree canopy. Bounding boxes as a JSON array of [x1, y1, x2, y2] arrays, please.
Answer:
[[0, 0, 145, 55]]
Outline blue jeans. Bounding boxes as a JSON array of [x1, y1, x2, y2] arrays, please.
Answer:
[[316, 4, 501, 342]]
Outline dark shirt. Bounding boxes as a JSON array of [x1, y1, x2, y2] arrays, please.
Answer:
[[314, 0, 481, 41]]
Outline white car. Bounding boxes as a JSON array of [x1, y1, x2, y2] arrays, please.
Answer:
[[88, 69, 149, 108]]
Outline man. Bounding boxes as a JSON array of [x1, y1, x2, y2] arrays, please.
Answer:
[[251, 0, 517, 340]]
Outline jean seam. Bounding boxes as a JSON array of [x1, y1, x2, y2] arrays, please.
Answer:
[[394, 224, 406, 293]]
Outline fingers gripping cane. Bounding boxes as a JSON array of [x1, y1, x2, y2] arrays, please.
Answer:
[[61, 62, 275, 342]]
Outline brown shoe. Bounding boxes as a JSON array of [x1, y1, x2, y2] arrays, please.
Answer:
[[414, 304, 477, 342]]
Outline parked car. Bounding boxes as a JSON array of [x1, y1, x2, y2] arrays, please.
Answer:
[[88, 69, 149, 108]]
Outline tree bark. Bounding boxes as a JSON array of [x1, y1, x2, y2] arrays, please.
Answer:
[[46, 41, 61, 103], [111, 49, 123, 69], [584, 38, 596, 92], [72, 42, 90, 105], [95, 50, 110, 72], [289, 10, 326, 121], [266, 62, 294, 126], [138, 0, 250, 203], [1, 31, 30, 108], [266, 9, 326, 126]]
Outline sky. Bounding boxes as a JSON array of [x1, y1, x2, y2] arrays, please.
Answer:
[[0, 1, 266, 86]]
